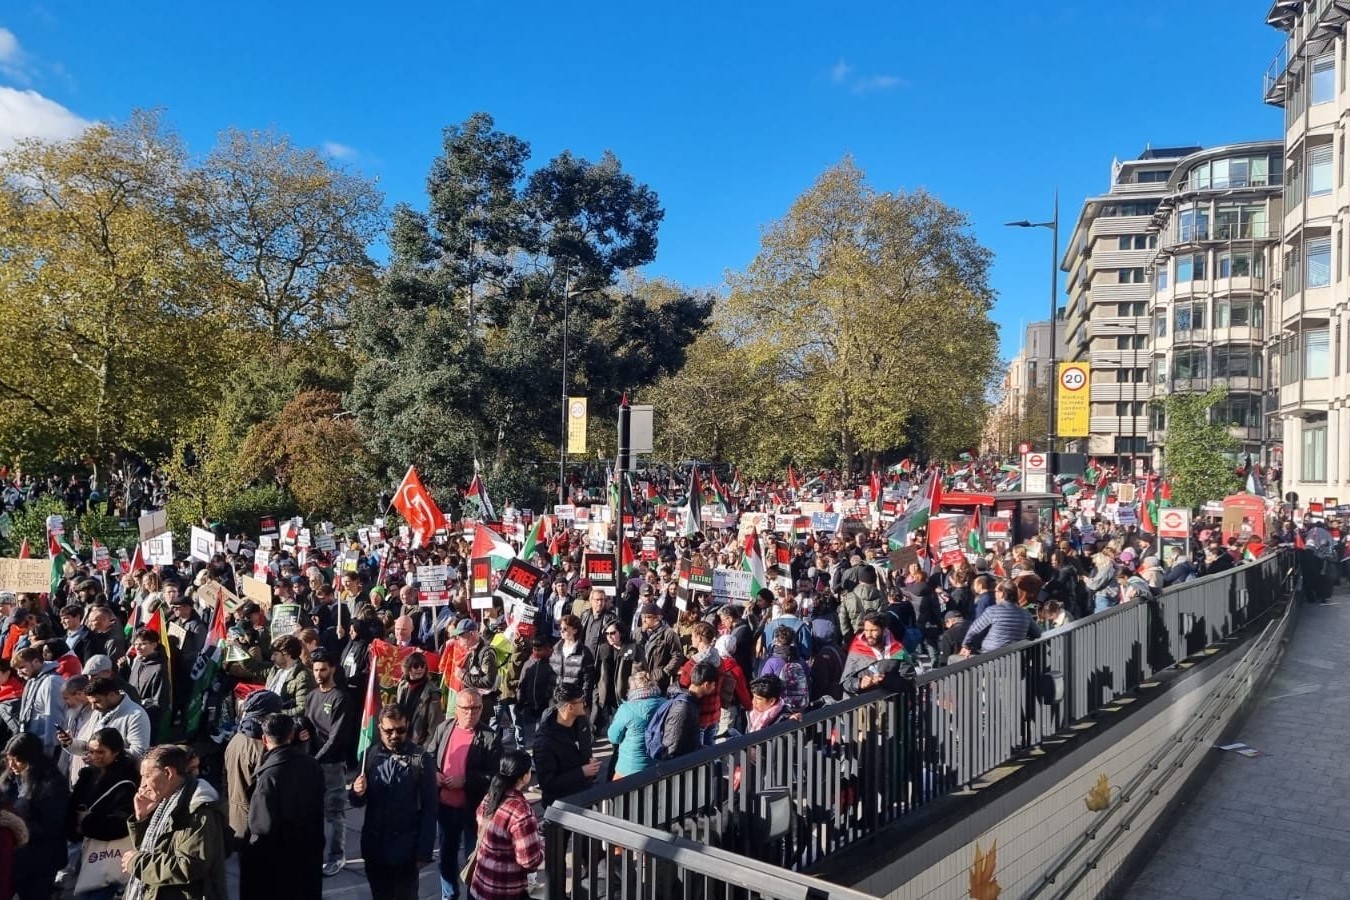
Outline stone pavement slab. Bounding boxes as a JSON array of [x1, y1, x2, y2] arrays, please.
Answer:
[[1128, 595, 1350, 900]]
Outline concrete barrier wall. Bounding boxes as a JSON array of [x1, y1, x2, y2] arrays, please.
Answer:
[[865, 602, 1294, 900]]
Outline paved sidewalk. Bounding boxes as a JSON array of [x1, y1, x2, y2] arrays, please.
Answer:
[[1128, 595, 1350, 900]]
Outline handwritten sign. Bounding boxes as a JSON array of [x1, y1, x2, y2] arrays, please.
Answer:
[[0, 558, 49, 593]]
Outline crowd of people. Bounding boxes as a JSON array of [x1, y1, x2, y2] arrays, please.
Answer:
[[0, 461, 1318, 900]]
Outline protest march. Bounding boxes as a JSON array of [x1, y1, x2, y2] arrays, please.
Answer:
[[0, 450, 1332, 900]]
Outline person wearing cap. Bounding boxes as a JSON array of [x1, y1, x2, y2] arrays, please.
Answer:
[[225, 689, 284, 849], [936, 608, 970, 667], [448, 619, 498, 711], [637, 603, 684, 694]]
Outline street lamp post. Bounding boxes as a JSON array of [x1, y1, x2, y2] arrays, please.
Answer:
[[1007, 190, 1061, 461], [558, 267, 571, 505]]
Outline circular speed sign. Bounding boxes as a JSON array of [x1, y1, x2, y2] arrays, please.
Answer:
[[569, 400, 586, 419], [1059, 365, 1088, 392]]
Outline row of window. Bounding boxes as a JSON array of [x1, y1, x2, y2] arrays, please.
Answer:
[[1182, 154, 1284, 192], [1174, 203, 1270, 243], [1169, 348, 1264, 380], [1155, 298, 1265, 334], [1283, 238, 1333, 294], [1278, 329, 1331, 383], [1155, 248, 1266, 289]]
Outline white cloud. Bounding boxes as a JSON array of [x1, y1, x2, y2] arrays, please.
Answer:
[[828, 59, 907, 95], [0, 26, 28, 82], [322, 141, 357, 160], [851, 73, 906, 94], [0, 85, 89, 151]]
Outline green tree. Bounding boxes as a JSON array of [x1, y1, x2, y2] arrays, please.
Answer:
[[1162, 388, 1241, 509], [0, 111, 233, 471], [350, 113, 708, 500], [724, 158, 998, 473]]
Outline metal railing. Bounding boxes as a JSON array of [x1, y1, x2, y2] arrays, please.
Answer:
[[543, 551, 1292, 897]]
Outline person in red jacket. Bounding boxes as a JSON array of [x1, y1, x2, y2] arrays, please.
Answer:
[[677, 623, 724, 745], [41, 638, 82, 679]]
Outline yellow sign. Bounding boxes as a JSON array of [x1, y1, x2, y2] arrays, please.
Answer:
[[1056, 362, 1090, 437], [567, 396, 588, 454]]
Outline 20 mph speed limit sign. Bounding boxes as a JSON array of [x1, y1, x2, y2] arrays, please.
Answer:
[[1056, 362, 1090, 437]]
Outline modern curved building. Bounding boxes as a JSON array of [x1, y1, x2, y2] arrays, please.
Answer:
[[1145, 143, 1285, 467], [1264, 0, 1348, 502]]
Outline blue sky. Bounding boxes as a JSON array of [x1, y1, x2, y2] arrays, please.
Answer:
[[0, 1, 1284, 361]]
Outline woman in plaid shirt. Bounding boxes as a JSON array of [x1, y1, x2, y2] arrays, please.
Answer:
[[471, 750, 543, 900]]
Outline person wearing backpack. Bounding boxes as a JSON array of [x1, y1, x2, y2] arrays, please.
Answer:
[[755, 597, 804, 662], [606, 672, 664, 777], [647, 662, 718, 761], [756, 626, 811, 714], [838, 567, 884, 648]]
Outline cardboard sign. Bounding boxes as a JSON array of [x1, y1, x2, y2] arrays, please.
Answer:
[[771, 540, 793, 589], [340, 549, 360, 574], [677, 559, 714, 600], [1117, 505, 1138, 527], [270, 602, 301, 635], [712, 567, 751, 602], [189, 526, 215, 563], [0, 558, 49, 593], [195, 580, 241, 615], [315, 532, 337, 553], [889, 546, 920, 574], [417, 564, 451, 606], [239, 575, 273, 611], [138, 510, 168, 542], [583, 552, 617, 596], [470, 557, 494, 609], [811, 512, 841, 533], [641, 536, 658, 562], [497, 558, 544, 602], [253, 549, 272, 581], [141, 534, 174, 567], [554, 504, 576, 525], [259, 515, 280, 538], [92, 543, 111, 573], [937, 531, 965, 568]]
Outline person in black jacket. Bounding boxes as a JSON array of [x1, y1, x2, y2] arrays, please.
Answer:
[[66, 726, 138, 845], [303, 650, 354, 877], [514, 639, 556, 750], [532, 683, 598, 808], [3, 732, 69, 900], [637, 604, 685, 693], [127, 628, 171, 744], [351, 705, 437, 900], [936, 609, 971, 666], [243, 714, 326, 900], [427, 688, 502, 900]]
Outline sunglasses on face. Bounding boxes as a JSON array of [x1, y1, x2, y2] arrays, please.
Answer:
[[380, 726, 407, 736]]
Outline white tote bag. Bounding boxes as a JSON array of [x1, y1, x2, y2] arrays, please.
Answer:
[[73, 779, 138, 892]]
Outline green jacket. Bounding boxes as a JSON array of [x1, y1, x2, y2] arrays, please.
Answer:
[[127, 777, 229, 900]]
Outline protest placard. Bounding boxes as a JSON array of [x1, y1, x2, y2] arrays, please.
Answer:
[[138, 510, 168, 542], [194, 580, 241, 615], [416, 564, 451, 606], [470, 557, 494, 610], [239, 575, 273, 612], [92, 543, 112, 573], [497, 558, 544, 602], [270, 603, 301, 635], [189, 526, 215, 563], [142, 534, 173, 567], [0, 558, 49, 593], [712, 567, 751, 603], [584, 552, 617, 596]]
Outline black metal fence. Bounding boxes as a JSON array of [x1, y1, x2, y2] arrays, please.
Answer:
[[543, 551, 1292, 899]]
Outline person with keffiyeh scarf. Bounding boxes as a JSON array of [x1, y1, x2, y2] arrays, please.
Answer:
[[121, 744, 228, 900]]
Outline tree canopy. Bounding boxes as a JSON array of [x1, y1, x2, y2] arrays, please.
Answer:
[[1162, 388, 1242, 509]]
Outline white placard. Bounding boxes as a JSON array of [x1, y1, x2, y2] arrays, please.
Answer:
[[189, 526, 215, 563], [142, 533, 174, 567]]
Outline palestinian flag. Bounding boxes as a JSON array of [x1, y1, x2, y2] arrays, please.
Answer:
[[645, 481, 669, 506], [730, 467, 745, 497], [742, 531, 766, 598], [1159, 480, 1173, 507], [140, 607, 176, 738], [519, 517, 545, 562], [466, 473, 496, 521], [1140, 478, 1157, 534], [17, 538, 29, 559], [621, 537, 637, 578], [886, 469, 939, 548], [968, 507, 985, 555], [184, 589, 228, 735], [48, 531, 70, 598], [707, 469, 732, 513], [787, 464, 800, 493], [682, 467, 703, 538], [355, 651, 380, 764], [870, 470, 883, 515], [471, 523, 515, 571], [122, 543, 146, 577]]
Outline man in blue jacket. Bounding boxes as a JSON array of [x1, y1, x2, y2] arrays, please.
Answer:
[[351, 705, 437, 900]]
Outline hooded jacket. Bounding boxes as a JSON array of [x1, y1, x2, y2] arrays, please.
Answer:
[[243, 743, 325, 900], [125, 777, 230, 900], [531, 706, 594, 807], [638, 621, 685, 692]]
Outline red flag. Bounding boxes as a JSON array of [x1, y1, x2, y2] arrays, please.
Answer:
[[47, 531, 61, 559], [392, 466, 447, 547], [17, 538, 29, 559], [787, 464, 800, 492], [1160, 480, 1172, 502], [122, 543, 146, 577], [869, 470, 882, 507], [1295, 529, 1306, 550]]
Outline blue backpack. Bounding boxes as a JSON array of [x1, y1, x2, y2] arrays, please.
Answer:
[[794, 621, 817, 661], [643, 697, 678, 761]]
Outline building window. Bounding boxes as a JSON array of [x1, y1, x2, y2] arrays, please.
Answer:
[[1214, 394, 1262, 429], [1214, 299, 1263, 329], [1313, 55, 1336, 105], [1302, 417, 1328, 483], [1114, 401, 1146, 416], [1115, 367, 1145, 383], [1156, 313, 1167, 338], [1310, 144, 1334, 196], [1306, 327, 1330, 377], [1114, 334, 1145, 349], [1117, 268, 1146, 284], [1118, 235, 1148, 250], [1308, 237, 1332, 288], [1155, 265, 1169, 291], [1176, 253, 1206, 283], [1151, 406, 1166, 431], [1217, 249, 1262, 279], [1178, 207, 1209, 241], [1213, 347, 1261, 378], [1174, 301, 1207, 332], [1137, 170, 1170, 183], [1172, 349, 1208, 381]]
